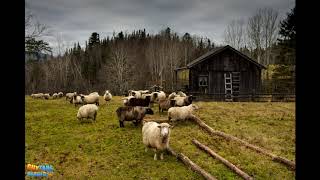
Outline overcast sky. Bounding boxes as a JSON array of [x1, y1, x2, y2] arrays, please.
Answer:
[[26, 0, 295, 55]]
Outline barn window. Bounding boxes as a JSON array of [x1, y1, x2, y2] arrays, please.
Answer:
[[199, 76, 208, 87]]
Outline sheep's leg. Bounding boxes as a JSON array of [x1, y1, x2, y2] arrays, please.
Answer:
[[94, 112, 97, 121], [145, 147, 148, 152], [153, 149, 158, 160], [160, 152, 164, 160]]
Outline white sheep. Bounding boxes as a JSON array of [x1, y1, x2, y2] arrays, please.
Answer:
[[52, 93, 58, 99], [168, 104, 199, 122], [66, 92, 77, 101], [150, 91, 166, 103], [142, 122, 171, 160], [81, 92, 100, 106], [168, 92, 177, 100], [43, 93, 50, 100], [77, 104, 99, 122], [58, 92, 63, 98], [31, 93, 43, 99], [177, 91, 187, 97], [173, 95, 193, 107], [103, 90, 112, 102], [72, 95, 84, 107]]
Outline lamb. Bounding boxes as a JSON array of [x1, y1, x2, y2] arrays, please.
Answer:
[[158, 99, 176, 113], [168, 104, 199, 122], [173, 95, 193, 107], [103, 90, 112, 102], [66, 92, 77, 101], [150, 91, 166, 103], [125, 96, 151, 107], [177, 91, 187, 97], [72, 95, 84, 107], [77, 104, 99, 122], [142, 122, 171, 160], [81, 92, 100, 106], [116, 106, 154, 127]]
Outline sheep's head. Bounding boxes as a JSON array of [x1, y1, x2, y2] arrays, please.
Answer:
[[145, 107, 154, 115], [157, 123, 172, 141]]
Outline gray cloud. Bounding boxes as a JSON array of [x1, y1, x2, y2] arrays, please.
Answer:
[[26, 0, 295, 55]]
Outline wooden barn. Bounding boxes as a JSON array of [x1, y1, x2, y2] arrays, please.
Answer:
[[175, 45, 266, 101]]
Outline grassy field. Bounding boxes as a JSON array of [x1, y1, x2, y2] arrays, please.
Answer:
[[25, 96, 295, 179]]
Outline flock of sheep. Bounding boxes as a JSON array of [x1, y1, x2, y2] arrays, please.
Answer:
[[30, 89, 199, 160]]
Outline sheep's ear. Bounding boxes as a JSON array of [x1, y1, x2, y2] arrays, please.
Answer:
[[169, 125, 174, 128]]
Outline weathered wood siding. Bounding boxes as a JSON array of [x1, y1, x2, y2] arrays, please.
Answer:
[[189, 48, 262, 94]]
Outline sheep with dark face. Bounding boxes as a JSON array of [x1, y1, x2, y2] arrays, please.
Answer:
[[142, 122, 171, 160], [72, 95, 84, 107], [150, 91, 166, 103], [43, 93, 50, 100], [173, 95, 194, 107], [116, 106, 154, 127], [125, 96, 151, 107]]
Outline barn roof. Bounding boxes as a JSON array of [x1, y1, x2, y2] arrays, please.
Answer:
[[186, 45, 266, 69]]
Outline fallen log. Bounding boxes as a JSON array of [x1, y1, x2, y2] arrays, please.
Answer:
[[192, 139, 254, 180], [166, 147, 217, 180], [189, 115, 295, 170]]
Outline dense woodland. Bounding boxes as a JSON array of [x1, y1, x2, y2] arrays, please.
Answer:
[[25, 7, 295, 95]]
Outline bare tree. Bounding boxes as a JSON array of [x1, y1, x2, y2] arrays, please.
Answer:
[[261, 8, 279, 65], [223, 19, 245, 50], [109, 41, 131, 94], [247, 9, 264, 64]]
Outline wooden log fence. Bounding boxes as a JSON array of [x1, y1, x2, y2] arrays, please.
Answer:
[[167, 147, 217, 180], [192, 139, 254, 180], [189, 115, 295, 170]]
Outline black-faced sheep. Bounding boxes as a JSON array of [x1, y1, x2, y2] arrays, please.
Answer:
[[173, 95, 194, 107], [168, 104, 199, 122], [125, 96, 151, 107], [116, 106, 154, 127], [77, 104, 99, 122], [150, 91, 166, 103], [142, 122, 171, 160], [43, 93, 50, 100], [103, 90, 112, 102], [72, 95, 84, 107]]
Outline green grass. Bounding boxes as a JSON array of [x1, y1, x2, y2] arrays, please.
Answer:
[[25, 96, 295, 179]]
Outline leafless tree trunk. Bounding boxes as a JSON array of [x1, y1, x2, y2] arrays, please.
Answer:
[[224, 19, 245, 50], [261, 8, 279, 65], [247, 9, 264, 64]]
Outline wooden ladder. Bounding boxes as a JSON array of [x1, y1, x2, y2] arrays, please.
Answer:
[[224, 73, 233, 101]]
